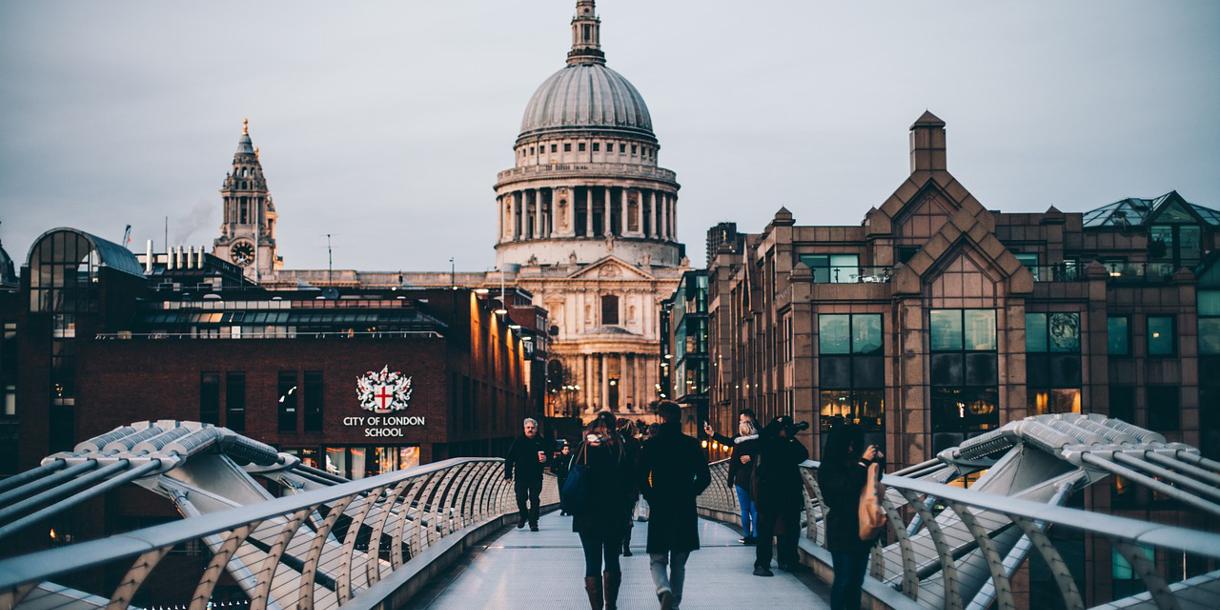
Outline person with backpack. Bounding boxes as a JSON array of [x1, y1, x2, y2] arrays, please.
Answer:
[[818, 423, 885, 610], [639, 401, 711, 609], [568, 411, 636, 609]]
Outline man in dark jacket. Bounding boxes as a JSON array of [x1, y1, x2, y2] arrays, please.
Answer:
[[504, 418, 549, 531], [639, 401, 711, 609], [753, 416, 810, 576]]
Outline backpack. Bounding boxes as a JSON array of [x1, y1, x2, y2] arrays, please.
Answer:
[[857, 462, 887, 541]]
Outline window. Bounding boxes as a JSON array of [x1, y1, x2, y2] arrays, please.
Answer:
[[1147, 386, 1179, 431], [1016, 253, 1039, 281], [619, 144, 626, 153], [1200, 290, 1220, 355], [601, 294, 620, 325], [1110, 386, 1135, 423], [799, 254, 860, 283], [225, 372, 246, 432], [278, 371, 298, 433], [818, 314, 884, 448], [1147, 316, 1175, 356], [550, 144, 557, 153], [1108, 316, 1130, 356], [578, 142, 586, 152], [1026, 313, 1082, 414], [1026, 313, 1080, 353], [4, 385, 15, 417], [563, 143, 572, 152], [200, 373, 220, 425], [631, 145, 637, 154], [592, 142, 600, 152], [304, 371, 323, 432], [930, 309, 998, 450], [897, 246, 919, 265]]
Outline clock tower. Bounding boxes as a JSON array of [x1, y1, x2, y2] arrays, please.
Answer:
[[213, 119, 280, 279]]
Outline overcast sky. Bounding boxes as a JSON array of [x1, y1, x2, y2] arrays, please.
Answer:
[[1, 1, 1217, 271]]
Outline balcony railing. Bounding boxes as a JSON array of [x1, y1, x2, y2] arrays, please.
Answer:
[[813, 266, 893, 284], [1104, 262, 1180, 283], [1026, 264, 1084, 282]]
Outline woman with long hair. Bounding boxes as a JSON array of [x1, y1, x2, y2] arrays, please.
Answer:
[[818, 423, 884, 610], [617, 417, 642, 557], [572, 411, 635, 609]]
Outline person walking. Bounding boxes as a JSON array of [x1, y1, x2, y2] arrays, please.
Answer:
[[618, 418, 642, 556], [639, 401, 711, 610], [819, 423, 884, 610], [504, 418, 549, 531], [572, 411, 635, 609], [703, 415, 760, 544], [752, 416, 810, 577], [553, 442, 572, 516]]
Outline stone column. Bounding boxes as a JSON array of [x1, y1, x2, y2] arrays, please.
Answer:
[[601, 354, 609, 411], [660, 193, 669, 240], [584, 355, 594, 412], [604, 187, 612, 236], [649, 191, 658, 238], [620, 188, 629, 237], [509, 192, 518, 241], [585, 185, 595, 235], [496, 195, 503, 242], [636, 191, 645, 237], [534, 189, 543, 239], [670, 195, 677, 239]]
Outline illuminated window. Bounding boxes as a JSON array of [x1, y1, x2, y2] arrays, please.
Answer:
[[930, 309, 998, 451], [1147, 316, 1175, 356]]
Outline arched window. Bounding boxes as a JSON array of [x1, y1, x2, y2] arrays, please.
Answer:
[[601, 294, 619, 325]]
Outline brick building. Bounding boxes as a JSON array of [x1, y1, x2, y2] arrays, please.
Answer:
[[705, 111, 1219, 474], [9, 227, 547, 475]]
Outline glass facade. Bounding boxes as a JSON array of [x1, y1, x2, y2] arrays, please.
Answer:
[[1108, 316, 1130, 356], [1026, 312, 1082, 415], [800, 254, 860, 283], [930, 309, 998, 451], [316, 445, 420, 480], [818, 313, 884, 449], [1147, 316, 1176, 356]]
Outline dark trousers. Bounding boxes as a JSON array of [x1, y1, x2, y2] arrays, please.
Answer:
[[755, 503, 800, 568], [830, 548, 870, 610], [578, 530, 622, 577], [515, 477, 542, 525], [556, 476, 568, 513]]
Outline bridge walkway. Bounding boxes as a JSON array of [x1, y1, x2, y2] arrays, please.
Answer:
[[415, 511, 829, 609]]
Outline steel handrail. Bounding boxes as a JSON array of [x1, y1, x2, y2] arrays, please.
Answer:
[[0, 456, 508, 590]]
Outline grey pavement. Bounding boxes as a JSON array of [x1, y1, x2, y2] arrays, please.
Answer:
[[417, 511, 828, 609]]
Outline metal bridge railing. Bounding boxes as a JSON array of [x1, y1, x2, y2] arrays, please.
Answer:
[[696, 458, 1220, 610], [0, 457, 558, 610]]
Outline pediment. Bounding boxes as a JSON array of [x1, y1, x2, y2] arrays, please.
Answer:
[[565, 255, 655, 281]]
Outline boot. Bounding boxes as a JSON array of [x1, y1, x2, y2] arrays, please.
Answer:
[[584, 576, 603, 609], [603, 570, 621, 609]]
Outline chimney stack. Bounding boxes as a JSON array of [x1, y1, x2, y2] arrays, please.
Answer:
[[909, 110, 947, 173], [144, 240, 153, 274]]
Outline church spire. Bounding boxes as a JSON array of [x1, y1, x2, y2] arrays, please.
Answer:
[[567, 0, 605, 66]]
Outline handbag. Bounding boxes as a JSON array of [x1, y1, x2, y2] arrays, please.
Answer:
[[560, 443, 592, 515], [858, 462, 887, 541]]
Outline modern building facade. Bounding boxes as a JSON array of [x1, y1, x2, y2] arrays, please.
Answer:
[[9, 227, 546, 474], [660, 270, 709, 423], [706, 112, 1220, 473]]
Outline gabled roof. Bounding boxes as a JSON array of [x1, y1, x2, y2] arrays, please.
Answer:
[[1082, 191, 1220, 228], [565, 255, 654, 280]]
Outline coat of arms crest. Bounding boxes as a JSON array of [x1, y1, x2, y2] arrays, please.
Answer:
[[356, 365, 413, 414]]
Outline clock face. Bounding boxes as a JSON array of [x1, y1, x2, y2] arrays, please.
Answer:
[[230, 241, 255, 266]]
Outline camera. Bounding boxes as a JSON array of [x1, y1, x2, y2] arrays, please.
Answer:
[[764, 416, 810, 437]]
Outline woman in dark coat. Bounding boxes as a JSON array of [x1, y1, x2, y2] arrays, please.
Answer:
[[639, 401, 711, 609], [818, 423, 884, 610], [572, 411, 635, 610], [705, 416, 760, 544]]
